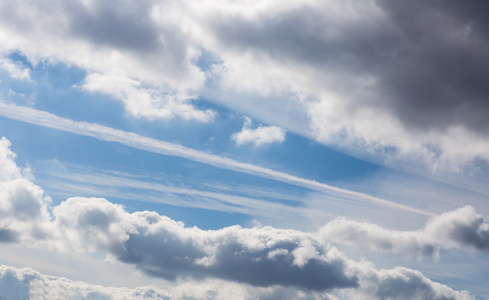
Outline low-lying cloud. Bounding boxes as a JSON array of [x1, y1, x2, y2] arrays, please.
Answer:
[[1, 0, 489, 170], [321, 206, 489, 258], [0, 137, 475, 298]]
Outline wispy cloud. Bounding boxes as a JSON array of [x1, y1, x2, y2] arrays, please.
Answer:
[[0, 138, 474, 299], [0, 102, 432, 216]]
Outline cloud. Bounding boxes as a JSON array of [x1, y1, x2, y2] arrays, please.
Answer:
[[348, 266, 474, 300], [0, 137, 474, 298], [0, 0, 211, 122], [231, 117, 286, 147], [0, 103, 431, 216], [0, 58, 31, 81], [46, 197, 356, 291], [0, 265, 473, 300], [1, 0, 488, 170], [188, 0, 489, 170], [81, 73, 216, 122], [320, 206, 489, 258], [0, 137, 51, 244], [0, 265, 174, 300]]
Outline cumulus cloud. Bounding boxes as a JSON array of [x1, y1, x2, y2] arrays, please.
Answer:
[[0, 137, 475, 298], [231, 117, 286, 147], [347, 266, 474, 300], [0, 265, 173, 300], [0, 58, 31, 81], [0, 138, 51, 244], [0, 265, 472, 300], [320, 206, 489, 258], [0, 0, 213, 122], [197, 0, 489, 169], [1, 0, 488, 169]]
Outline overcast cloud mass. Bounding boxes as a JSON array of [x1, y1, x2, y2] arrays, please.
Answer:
[[0, 0, 488, 299]]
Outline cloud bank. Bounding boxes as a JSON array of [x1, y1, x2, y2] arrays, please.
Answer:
[[1, 0, 489, 170], [321, 205, 489, 258], [0, 137, 475, 299], [0, 265, 173, 300]]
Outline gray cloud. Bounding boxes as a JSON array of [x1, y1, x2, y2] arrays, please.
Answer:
[[320, 206, 489, 258], [358, 267, 474, 300], [1, 0, 489, 167], [55, 199, 358, 291], [0, 137, 474, 298], [375, 0, 489, 135], [207, 0, 489, 136], [0, 265, 174, 300], [0, 229, 17, 243]]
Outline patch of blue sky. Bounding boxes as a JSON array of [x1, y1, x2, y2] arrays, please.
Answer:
[[2, 58, 384, 187]]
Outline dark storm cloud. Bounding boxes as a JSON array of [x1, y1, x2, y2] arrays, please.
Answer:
[[0, 229, 17, 243], [64, 0, 161, 52], [208, 4, 395, 77], [376, 0, 489, 134], [207, 0, 489, 136], [112, 221, 358, 291]]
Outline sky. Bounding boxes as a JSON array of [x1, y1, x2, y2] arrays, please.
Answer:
[[0, 0, 489, 299]]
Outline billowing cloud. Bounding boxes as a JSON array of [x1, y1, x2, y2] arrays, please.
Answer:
[[0, 0, 213, 122], [0, 265, 173, 300], [0, 137, 474, 298], [0, 137, 51, 244], [231, 117, 286, 147], [320, 206, 489, 258], [1, 0, 488, 169], [347, 267, 474, 300]]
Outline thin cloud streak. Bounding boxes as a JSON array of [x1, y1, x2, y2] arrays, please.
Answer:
[[0, 102, 432, 216]]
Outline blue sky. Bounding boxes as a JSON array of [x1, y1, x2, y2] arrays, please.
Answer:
[[1, 0, 489, 299]]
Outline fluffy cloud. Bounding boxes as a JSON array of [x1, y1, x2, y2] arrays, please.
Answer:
[[0, 58, 31, 81], [231, 117, 286, 147], [0, 265, 173, 300], [1, 0, 489, 169], [347, 266, 474, 300], [320, 206, 489, 258], [0, 137, 475, 298], [0, 0, 212, 122], [0, 137, 51, 244], [198, 0, 489, 169]]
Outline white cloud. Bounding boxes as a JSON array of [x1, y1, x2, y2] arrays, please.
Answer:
[[81, 73, 216, 122], [1, 0, 488, 171], [0, 0, 211, 122], [0, 265, 174, 300], [0, 137, 474, 298], [0, 58, 31, 81], [320, 206, 489, 258], [231, 117, 286, 147], [345, 266, 474, 300]]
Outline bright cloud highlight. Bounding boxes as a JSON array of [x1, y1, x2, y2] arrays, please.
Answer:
[[231, 117, 286, 147]]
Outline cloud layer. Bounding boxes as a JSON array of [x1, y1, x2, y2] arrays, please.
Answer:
[[0, 137, 475, 299], [0, 265, 173, 300], [1, 0, 489, 170], [321, 205, 489, 258]]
